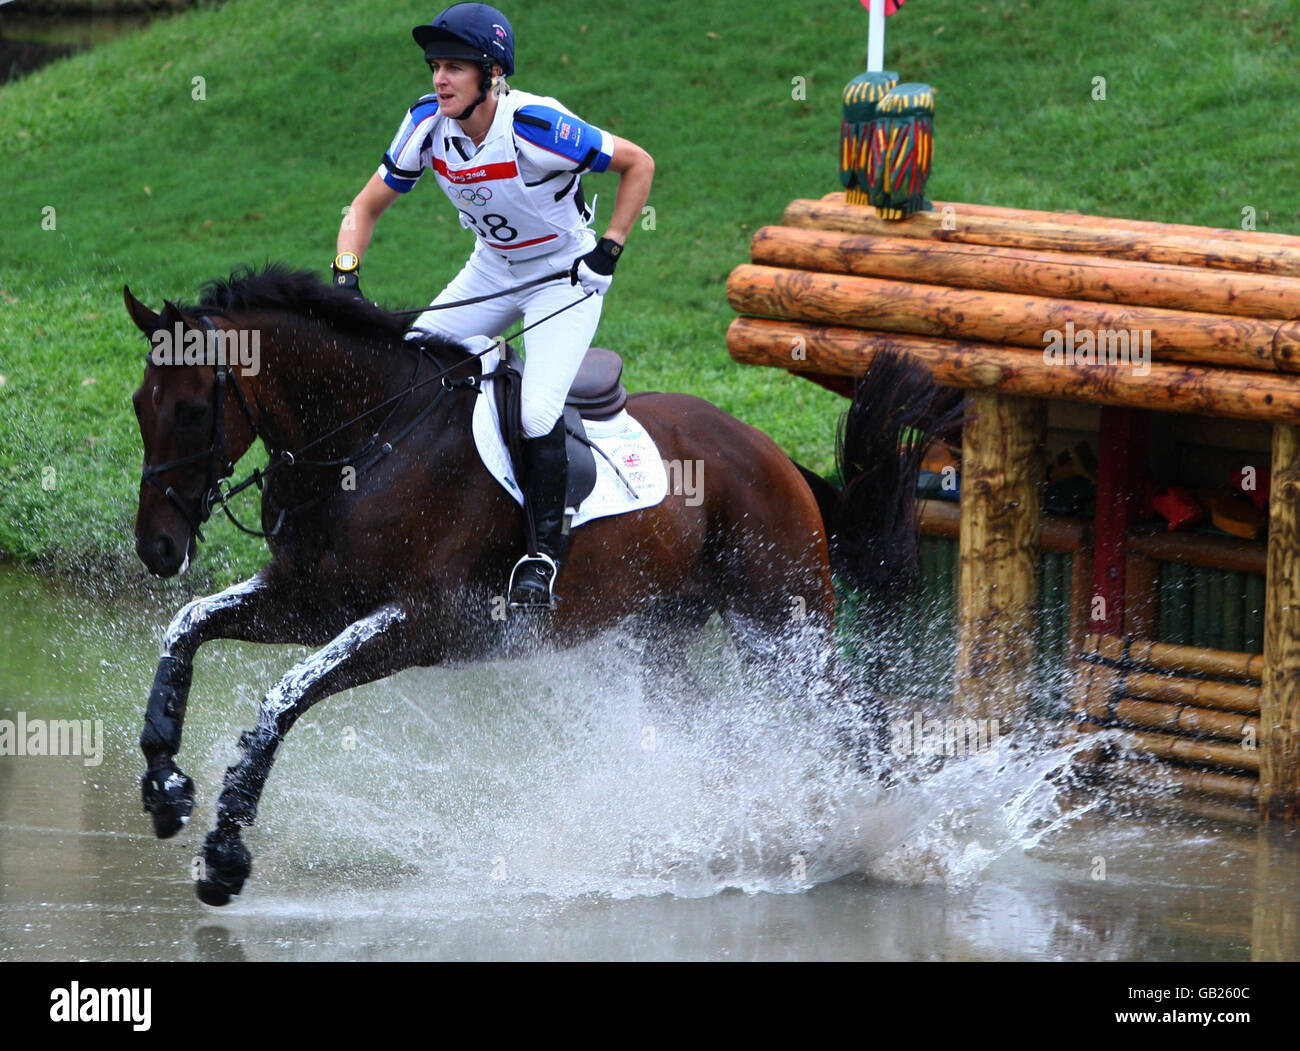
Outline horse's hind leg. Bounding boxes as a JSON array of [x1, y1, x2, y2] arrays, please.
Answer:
[[626, 595, 714, 713], [196, 602, 419, 906], [141, 571, 310, 838]]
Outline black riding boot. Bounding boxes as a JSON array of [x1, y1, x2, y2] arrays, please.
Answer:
[[508, 418, 570, 610]]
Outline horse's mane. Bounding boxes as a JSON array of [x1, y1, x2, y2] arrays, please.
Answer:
[[192, 263, 471, 361]]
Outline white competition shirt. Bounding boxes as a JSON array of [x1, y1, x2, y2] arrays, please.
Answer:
[[378, 88, 616, 261]]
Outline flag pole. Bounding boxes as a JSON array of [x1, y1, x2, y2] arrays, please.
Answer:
[[866, 0, 885, 71]]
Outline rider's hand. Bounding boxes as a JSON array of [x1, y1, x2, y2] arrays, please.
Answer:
[[570, 237, 623, 296], [331, 252, 366, 299]]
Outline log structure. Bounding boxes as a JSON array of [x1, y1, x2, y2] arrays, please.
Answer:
[[727, 191, 1300, 819]]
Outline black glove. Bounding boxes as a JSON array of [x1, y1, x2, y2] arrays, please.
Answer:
[[570, 237, 623, 295]]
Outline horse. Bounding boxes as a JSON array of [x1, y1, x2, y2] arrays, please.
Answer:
[[124, 264, 945, 905]]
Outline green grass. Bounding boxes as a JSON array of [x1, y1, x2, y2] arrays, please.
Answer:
[[2, 0, 1297, 584]]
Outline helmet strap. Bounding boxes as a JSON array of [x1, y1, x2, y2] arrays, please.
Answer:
[[453, 63, 496, 121]]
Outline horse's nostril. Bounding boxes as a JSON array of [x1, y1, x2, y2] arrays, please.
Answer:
[[153, 533, 175, 565]]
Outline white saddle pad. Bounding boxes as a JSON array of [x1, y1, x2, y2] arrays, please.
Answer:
[[470, 352, 667, 528]]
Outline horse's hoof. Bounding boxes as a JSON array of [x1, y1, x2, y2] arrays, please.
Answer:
[[195, 826, 252, 907], [195, 880, 232, 907], [141, 767, 195, 839]]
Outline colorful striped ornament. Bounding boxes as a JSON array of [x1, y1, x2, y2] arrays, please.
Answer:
[[840, 71, 899, 206], [868, 82, 934, 219]]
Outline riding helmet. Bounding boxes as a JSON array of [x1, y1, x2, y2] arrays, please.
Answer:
[[413, 3, 515, 77]]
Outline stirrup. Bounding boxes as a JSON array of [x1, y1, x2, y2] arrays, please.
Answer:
[[508, 552, 560, 610]]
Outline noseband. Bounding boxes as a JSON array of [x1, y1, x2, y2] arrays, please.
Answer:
[[139, 317, 258, 542]]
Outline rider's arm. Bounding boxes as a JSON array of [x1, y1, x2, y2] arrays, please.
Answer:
[[338, 174, 403, 262], [599, 135, 655, 248]]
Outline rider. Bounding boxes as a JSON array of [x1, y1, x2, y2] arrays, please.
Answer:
[[333, 3, 655, 611]]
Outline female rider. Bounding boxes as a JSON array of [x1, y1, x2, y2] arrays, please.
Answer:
[[333, 3, 655, 611]]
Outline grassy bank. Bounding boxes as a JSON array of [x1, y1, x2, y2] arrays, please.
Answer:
[[1, 0, 1297, 585]]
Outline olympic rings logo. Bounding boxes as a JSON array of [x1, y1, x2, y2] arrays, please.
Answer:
[[457, 187, 493, 206]]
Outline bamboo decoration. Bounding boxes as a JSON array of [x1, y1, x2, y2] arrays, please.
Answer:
[[867, 83, 934, 219], [840, 72, 898, 206]]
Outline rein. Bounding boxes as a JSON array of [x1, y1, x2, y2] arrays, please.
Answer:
[[140, 288, 594, 543]]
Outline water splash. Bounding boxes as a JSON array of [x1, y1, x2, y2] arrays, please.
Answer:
[[186, 619, 1102, 917]]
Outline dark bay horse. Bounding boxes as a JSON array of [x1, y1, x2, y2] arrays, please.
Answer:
[[124, 265, 942, 905]]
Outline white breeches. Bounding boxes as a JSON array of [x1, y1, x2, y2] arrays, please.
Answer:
[[406, 231, 603, 438]]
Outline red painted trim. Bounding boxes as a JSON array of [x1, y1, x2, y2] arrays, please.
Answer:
[[1091, 407, 1149, 637]]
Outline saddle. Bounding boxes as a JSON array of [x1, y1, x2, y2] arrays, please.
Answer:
[[490, 344, 628, 510]]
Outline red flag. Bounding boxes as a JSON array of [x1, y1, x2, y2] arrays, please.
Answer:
[[860, 0, 907, 13]]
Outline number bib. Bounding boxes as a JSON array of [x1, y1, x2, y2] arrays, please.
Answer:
[[433, 103, 566, 260]]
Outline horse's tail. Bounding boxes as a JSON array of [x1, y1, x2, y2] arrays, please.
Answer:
[[794, 351, 961, 597]]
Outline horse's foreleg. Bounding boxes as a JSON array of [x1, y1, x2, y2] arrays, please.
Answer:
[[196, 602, 416, 906], [142, 572, 304, 838]]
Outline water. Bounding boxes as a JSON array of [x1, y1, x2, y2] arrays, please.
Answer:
[[1, 563, 1297, 961], [0, 8, 159, 84]]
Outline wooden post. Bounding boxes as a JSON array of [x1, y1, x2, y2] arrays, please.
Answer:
[[1125, 550, 1160, 640], [954, 392, 1045, 723], [1260, 423, 1300, 818], [1251, 827, 1299, 960]]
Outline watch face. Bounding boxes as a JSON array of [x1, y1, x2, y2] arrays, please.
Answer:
[[335, 252, 359, 271]]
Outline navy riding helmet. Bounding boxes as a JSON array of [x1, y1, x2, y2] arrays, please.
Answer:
[[413, 3, 516, 77]]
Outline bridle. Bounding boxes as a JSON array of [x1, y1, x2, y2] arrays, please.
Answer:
[[139, 317, 259, 542]]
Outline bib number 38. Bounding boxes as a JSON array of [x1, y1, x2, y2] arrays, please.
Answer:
[[458, 210, 519, 243]]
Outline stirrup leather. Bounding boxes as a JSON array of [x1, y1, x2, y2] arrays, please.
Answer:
[[508, 552, 560, 610]]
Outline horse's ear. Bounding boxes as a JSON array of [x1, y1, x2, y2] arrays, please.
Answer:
[[123, 285, 159, 335], [159, 300, 186, 327]]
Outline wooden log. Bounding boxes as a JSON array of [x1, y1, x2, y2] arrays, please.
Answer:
[[726, 264, 1300, 372], [928, 200, 1300, 251], [1261, 424, 1300, 818], [1123, 671, 1260, 715], [1080, 691, 1259, 741], [1086, 634, 1265, 681], [1104, 758, 1259, 804], [783, 198, 1300, 278], [725, 316, 1300, 425], [1101, 725, 1261, 773], [750, 225, 1300, 320], [918, 498, 1087, 553], [1128, 526, 1267, 576], [820, 192, 1300, 251], [953, 393, 1044, 723]]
